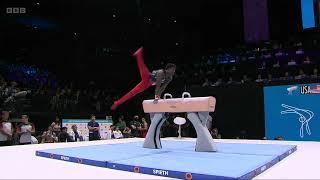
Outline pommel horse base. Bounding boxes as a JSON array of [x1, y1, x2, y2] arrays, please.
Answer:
[[142, 92, 217, 152]]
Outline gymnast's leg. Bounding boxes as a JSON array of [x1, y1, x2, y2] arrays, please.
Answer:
[[134, 47, 151, 81], [111, 47, 152, 110], [111, 80, 152, 110]]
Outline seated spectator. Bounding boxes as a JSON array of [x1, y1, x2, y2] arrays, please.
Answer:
[[272, 61, 280, 68], [70, 124, 83, 142], [295, 69, 307, 80], [296, 48, 304, 55], [16, 115, 35, 145], [303, 56, 312, 64], [41, 126, 57, 143], [265, 74, 273, 83], [113, 127, 123, 139], [280, 72, 293, 81], [130, 115, 141, 137], [202, 78, 212, 87], [122, 127, 132, 138], [311, 68, 319, 78], [275, 51, 283, 57], [274, 136, 284, 140], [258, 61, 266, 70], [115, 116, 126, 132], [255, 74, 264, 83], [51, 116, 61, 136], [241, 75, 251, 84], [226, 77, 236, 85], [140, 118, 148, 138], [58, 127, 73, 142], [109, 125, 115, 139], [212, 78, 223, 86], [288, 59, 297, 66], [0, 111, 13, 146], [210, 128, 221, 139]]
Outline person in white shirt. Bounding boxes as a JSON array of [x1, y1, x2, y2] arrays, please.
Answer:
[[70, 124, 83, 142], [113, 127, 123, 139], [17, 115, 35, 145], [0, 111, 12, 146]]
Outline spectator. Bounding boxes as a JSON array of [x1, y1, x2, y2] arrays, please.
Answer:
[[241, 75, 250, 84], [0, 111, 12, 146], [265, 74, 273, 83], [295, 69, 307, 80], [87, 114, 100, 141], [16, 115, 35, 145], [226, 77, 235, 85], [288, 58, 297, 66], [115, 116, 126, 132], [113, 127, 123, 139], [58, 127, 73, 142], [206, 114, 213, 130], [130, 115, 141, 137], [109, 125, 115, 139], [210, 128, 221, 139], [311, 68, 318, 79], [140, 117, 148, 138], [51, 116, 61, 136], [272, 61, 280, 68], [202, 78, 212, 87], [213, 78, 223, 86], [41, 126, 57, 143], [303, 56, 312, 64], [280, 71, 293, 81], [70, 124, 82, 142], [274, 136, 284, 140], [255, 74, 264, 83], [122, 127, 132, 138]]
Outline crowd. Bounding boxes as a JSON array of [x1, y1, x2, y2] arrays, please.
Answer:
[[1, 39, 317, 146], [188, 41, 320, 87], [1, 40, 319, 114], [0, 109, 226, 146]]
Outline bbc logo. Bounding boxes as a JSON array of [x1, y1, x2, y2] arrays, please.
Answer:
[[6, 7, 26, 14]]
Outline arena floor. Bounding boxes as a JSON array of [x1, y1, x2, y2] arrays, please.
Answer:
[[0, 138, 319, 179]]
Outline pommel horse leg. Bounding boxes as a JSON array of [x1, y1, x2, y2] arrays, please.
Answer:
[[143, 113, 166, 149], [187, 112, 217, 152]]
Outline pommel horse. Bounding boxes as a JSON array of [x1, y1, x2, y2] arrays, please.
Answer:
[[142, 92, 217, 152]]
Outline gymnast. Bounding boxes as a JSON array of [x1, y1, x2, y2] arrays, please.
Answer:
[[111, 47, 176, 110]]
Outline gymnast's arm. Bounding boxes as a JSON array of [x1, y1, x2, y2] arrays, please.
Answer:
[[157, 78, 172, 97], [154, 70, 165, 99]]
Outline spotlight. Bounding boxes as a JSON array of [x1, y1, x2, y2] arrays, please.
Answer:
[[112, 14, 116, 18]]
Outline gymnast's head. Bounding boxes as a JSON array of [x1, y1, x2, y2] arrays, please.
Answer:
[[165, 63, 176, 75]]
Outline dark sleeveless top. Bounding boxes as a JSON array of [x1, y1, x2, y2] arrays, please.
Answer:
[[150, 70, 171, 84]]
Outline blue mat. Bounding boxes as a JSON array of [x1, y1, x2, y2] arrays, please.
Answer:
[[36, 140, 297, 179]]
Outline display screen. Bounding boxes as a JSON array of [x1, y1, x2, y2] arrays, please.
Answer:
[[300, 0, 320, 29], [264, 83, 320, 141]]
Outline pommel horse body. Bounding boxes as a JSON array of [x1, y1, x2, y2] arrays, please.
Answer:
[[142, 92, 217, 152]]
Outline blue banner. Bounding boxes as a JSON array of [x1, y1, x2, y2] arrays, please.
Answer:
[[264, 83, 320, 141]]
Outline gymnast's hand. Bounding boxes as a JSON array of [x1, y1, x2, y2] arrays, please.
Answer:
[[153, 95, 160, 104]]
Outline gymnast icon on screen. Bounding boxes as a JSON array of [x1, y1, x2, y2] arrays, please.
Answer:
[[111, 47, 176, 110], [281, 104, 314, 138]]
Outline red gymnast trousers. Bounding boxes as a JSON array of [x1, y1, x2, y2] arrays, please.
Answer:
[[111, 47, 154, 110]]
